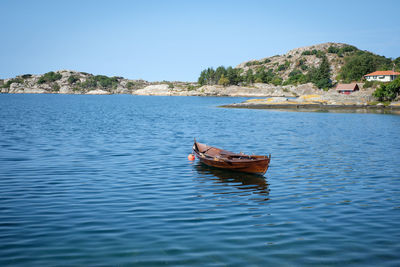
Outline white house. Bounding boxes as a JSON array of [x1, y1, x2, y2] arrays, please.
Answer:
[[364, 70, 400, 82]]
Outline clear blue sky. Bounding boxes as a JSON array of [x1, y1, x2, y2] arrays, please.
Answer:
[[1, 0, 399, 81]]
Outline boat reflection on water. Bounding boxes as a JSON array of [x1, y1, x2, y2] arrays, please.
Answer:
[[194, 163, 270, 202]]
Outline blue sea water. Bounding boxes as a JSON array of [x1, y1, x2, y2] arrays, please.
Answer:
[[0, 94, 399, 266]]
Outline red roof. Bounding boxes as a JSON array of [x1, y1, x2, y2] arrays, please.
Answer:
[[336, 83, 359, 91], [364, 71, 400, 77]]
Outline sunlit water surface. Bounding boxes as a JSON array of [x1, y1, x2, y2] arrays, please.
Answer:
[[0, 94, 399, 266]]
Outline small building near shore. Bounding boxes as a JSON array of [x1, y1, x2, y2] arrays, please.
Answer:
[[336, 83, 359, 94], [364, 70, 400, 82]]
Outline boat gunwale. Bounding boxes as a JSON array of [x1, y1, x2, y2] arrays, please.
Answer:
[[193, 141, 271, 164]]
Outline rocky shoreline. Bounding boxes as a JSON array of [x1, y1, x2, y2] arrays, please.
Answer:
[[222, 102, 400, 112], [221, 94, 400, 114], [2, 70, 400, 113], [0, 70, 325, 97]]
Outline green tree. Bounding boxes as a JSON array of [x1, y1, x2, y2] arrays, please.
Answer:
[[277, 60, 290, 71], [218, 74, 230, 87], [328, 46, 339, 54], [68, 75, 80, 84], [339, 54, 375, 82], [1, 78, 23, 88], [263, 69, 276, 84], [289, 69, 302, 77], [37, 71, 62, 84], [245, 69, 254, 84], [341, 45, 357, 53], [339, 51, 392, 82], [206, 68, 215, 85], [198, 70, 207, 86], [198, 67, 235, 86], [373, 77, 400, 101], [284, 69, 308, 85], [80, 77, 97, 89], [52, 83, 60, 91], [126, 81, 136, 89], [307, 56, 331, 89], [21, 74, 32, 79], [215, 66, 227, 84], [226, 66, 240, 85], [363, 80, 380, 89], [271, 77, 282, 86], [277, 64, 286, 71], [79, 75, 118, 90], [254, 66, 266, 82], [394, 57, 400, 71]]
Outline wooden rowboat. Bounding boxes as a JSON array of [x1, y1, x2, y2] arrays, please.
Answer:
[[192, 140, 271, 175]]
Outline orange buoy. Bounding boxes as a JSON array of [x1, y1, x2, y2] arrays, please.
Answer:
[[188, 154, 195, 161]]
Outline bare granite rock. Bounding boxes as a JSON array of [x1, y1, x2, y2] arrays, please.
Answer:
[[59, 86, 73, 94], [86, 89, 111, 95], [133, 84, 171, 95], [390, 101, 400, 107]]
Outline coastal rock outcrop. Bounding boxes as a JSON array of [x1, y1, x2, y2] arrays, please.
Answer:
[[1, 42, 397, 109], [0, 70, 387, 106], [86, 89, 111, 95], [134, 84, 171, 96], [222, 87, 394, 111]]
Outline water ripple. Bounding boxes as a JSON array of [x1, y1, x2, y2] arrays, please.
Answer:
[[0, 95, 399, 266]]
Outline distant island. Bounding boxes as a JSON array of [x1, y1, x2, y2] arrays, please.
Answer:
[[1, 42, 399, 109]]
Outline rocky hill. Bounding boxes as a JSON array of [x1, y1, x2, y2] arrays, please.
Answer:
[[1, 42, 397, 97], [236, 42, 350, 83], [0, 70, 195, 95]]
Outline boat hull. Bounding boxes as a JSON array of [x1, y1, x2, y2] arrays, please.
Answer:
[[193, 141, 271, 175]]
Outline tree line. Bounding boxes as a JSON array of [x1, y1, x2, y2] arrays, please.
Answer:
[[373, 77, 400, 101], [197, 45, 399, 91], [197, 65, 286, 87], [338, 51, 396, 83], [198, 54, 332, 89], [198, 66, 242, 86]]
